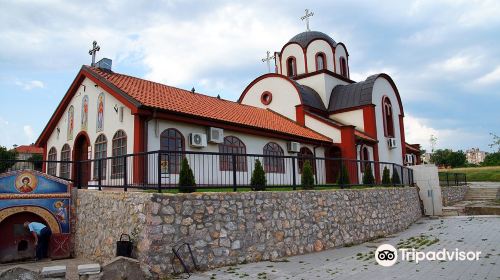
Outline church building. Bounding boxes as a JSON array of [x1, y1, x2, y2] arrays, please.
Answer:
[[35, 30, 420, 187]]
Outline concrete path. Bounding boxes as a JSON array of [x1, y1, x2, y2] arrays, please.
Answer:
[[0, 257, 91, 279], [468, 182, 500, 189], [189, 216, 500, 280]]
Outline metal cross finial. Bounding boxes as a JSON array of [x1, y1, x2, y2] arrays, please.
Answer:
[[261, 51, 276, 73], [301, 9, 314, 31], [88, 41, 100, 66]]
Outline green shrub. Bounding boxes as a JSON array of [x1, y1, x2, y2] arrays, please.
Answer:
[[382, 166, 391, 185], [392, 168, 401, 185], [301, 160, 315, 190], [250, 159, 266, 191], [362, 164, 375, 186], [178, 157, 196, 193], [336, 163, 350, 187]]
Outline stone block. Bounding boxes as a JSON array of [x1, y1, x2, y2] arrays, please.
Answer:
[[41, 266, 66, 278], [78, 264, 101, 275], [0, 266, 40, 280], [102, 256, 144, 280]]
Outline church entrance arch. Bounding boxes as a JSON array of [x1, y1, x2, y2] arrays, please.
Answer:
[[73, 132, 91, 187], [325, 146, 342, 184]]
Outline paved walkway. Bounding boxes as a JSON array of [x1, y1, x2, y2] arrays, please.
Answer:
[[190, 216, 500, 280], [468, 182, 500, 189], [0, 258, 90, 279]]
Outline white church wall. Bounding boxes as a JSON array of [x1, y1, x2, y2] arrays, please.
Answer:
[[146, 119, 327, 186], [45, 77, 135, 178], [304, 115, 341, 143], [372, 77, 403, 165], [240, 77, 301, 120], [329, 109, 365, 132], [335, 45, 348, 77], [306, 40, 335, 72], [281, 44, 306, 76], [296, 73, 349, 107]]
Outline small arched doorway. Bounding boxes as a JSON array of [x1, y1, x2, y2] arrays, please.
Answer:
[[73, 132, 91, 187], [326, 146, 342, 184]]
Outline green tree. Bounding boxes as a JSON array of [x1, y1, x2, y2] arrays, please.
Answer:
[[392, 168, 401, 185], [28, 154, 43, 171], [250, 159, 266, 191], [0, 146, 17, 173], [178, 157, 196, 193], [489, 133, 500, 152], [482, 152, 500, 166], [430, 149, 466, 168], [301, 161, 315, 190], [382, 166, 391, 185], [362, 164, 375, 186], [336, 163, 350, 187]]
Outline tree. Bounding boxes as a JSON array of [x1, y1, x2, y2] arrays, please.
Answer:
[[430, 149, 467, 168], [301, 161, 315, 190], [250, 159, 266, 191], [336, 163, 350, 187], [382, 166, 391, 185], [28, 154, 43, 171], [391, 168, 401, 185], [0, 146, 17, 173], [362, 164, 375, 186], [178, 157, 196, 193], [489, 133, 500, 153], [482, 152, 500, 166]]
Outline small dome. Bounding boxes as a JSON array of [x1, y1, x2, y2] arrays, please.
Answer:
[[288, 31, 337, 48]]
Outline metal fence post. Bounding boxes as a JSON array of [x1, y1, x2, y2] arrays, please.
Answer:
[[232, 154, 237, 192], [446, 173, 450, 187], [454, 173, 458, 186], [76, 161, 81, 189], [98, 159, 102, 191], [157, 153, 162, 193], [401, 165, 404, 187], [123, 156, 128, 192], [292, 157, 297, 190]]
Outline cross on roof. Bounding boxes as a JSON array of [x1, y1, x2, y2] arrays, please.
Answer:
[[88, 41, 100, 66], [301, 9, 314, 31], [261, 51, 276, 73]]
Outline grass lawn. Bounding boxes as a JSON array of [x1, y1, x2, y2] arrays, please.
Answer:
[[442, 166, 500, 182]]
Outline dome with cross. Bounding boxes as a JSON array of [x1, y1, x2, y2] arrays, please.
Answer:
[[288, 31, 337, 49]]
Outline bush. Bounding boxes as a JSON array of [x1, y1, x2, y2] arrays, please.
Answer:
[[336, 163, 350, 187], [382, 167, 391, 185], [250, 159, 266, 191], [301, 160, 315, 190], [0, 146, 17, 173], [482, 152, 500, 166], [391, 168, 401, 185], [178, 157, 196, 193], [362, 164, 375, 186]]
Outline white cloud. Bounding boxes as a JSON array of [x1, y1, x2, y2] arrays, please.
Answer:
[[474, 66, 500, 85], [349, 67, 397, 83], [434, 55, 478, 73], [15, 80, 45, 90]]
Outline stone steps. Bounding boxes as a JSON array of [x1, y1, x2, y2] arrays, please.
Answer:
[[464, 188, 499, 200], [442, 206, 466, 216]]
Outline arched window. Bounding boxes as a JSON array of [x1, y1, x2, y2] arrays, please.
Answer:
[[382, 97, 395, 137], [340, 57, 348, 78], [160, 128, 184, 174], [47, 147, 57, 176], [219, 136, 247, 171], [298, 147, 316, 173], [360, 145, 370, 172], [111, 130, 127, 178], [316, 53, 326, 71], [263, 142, 284, 173], [93, 134, 107, 179], [286, 57, 297, 77], [60, 144, 71, 179]]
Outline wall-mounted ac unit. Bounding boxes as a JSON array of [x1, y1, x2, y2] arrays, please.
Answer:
[[190, 133, 207, 148], [388, 138, 398, 149], [287, 141, 300, 153], [405, 154, 414, 164], [208, 127, 224, 143]]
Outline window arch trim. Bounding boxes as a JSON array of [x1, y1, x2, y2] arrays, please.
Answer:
[[93, 133, 108, 179], [286, 56, 297, 77], [47, 147, 57, 176], [263, 142, 285, 173], [315, 52, 327, 71], [159, 128, 185, 174], [111, 130, 127, 178], [382, 96, 395, 137], [219, 136, 247, 172]]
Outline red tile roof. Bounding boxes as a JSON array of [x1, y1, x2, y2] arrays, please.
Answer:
[[15, 145, 44, 154], [86, 67, 331, 143]]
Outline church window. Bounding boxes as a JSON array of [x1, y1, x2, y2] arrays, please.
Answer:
[[340, 57, 348, 78], [286, 57, 297, 77], [219, 136, 247, 172], [93, 134, 107, 179], [160, 128, 185, 174], [47, 147, 57, 176], [360, 145, 370, 172], [298, 147, 316, 174], [60, 144, 71, 179], [263, 142, 284, 173], [260, 91, 273, 105], [316, 53, 326, 71], [383, 97, 395, 137], [111, 130, 127, 178]]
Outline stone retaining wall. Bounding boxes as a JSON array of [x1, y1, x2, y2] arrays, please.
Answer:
[[441, 186, 468, 206], [75, 188, 421, 277]]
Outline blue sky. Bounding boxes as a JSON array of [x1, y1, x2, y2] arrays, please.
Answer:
[[0, 0, 499, 152]]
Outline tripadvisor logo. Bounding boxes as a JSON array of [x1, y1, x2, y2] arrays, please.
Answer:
[[375, 244, 481, 266]]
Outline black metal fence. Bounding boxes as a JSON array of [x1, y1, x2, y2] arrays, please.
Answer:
[[1, 150, 414, 192], [438, 172, 467, 187]]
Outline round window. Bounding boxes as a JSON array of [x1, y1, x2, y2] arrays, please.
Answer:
[[260, 91, 273, 105]]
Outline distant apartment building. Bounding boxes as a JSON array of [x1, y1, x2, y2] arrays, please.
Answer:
[[466, 148, 487, 165]]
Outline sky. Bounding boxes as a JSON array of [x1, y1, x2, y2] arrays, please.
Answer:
[[0, 0, 499, 152]]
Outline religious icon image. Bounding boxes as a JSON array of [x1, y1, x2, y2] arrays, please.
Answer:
[[67, 105, 74, 140], [15, 172, 38, 193], [81, 95, 89, 131], [96, 93, 104, 132], [54, 200, 68, 223]]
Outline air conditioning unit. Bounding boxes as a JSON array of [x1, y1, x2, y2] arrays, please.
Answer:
[[208, 127, 224, 143], [387, 138, 398, 149], [287, 141, 300, 153], [189, 133, 207, 148], [405, 154, 414, 164]]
